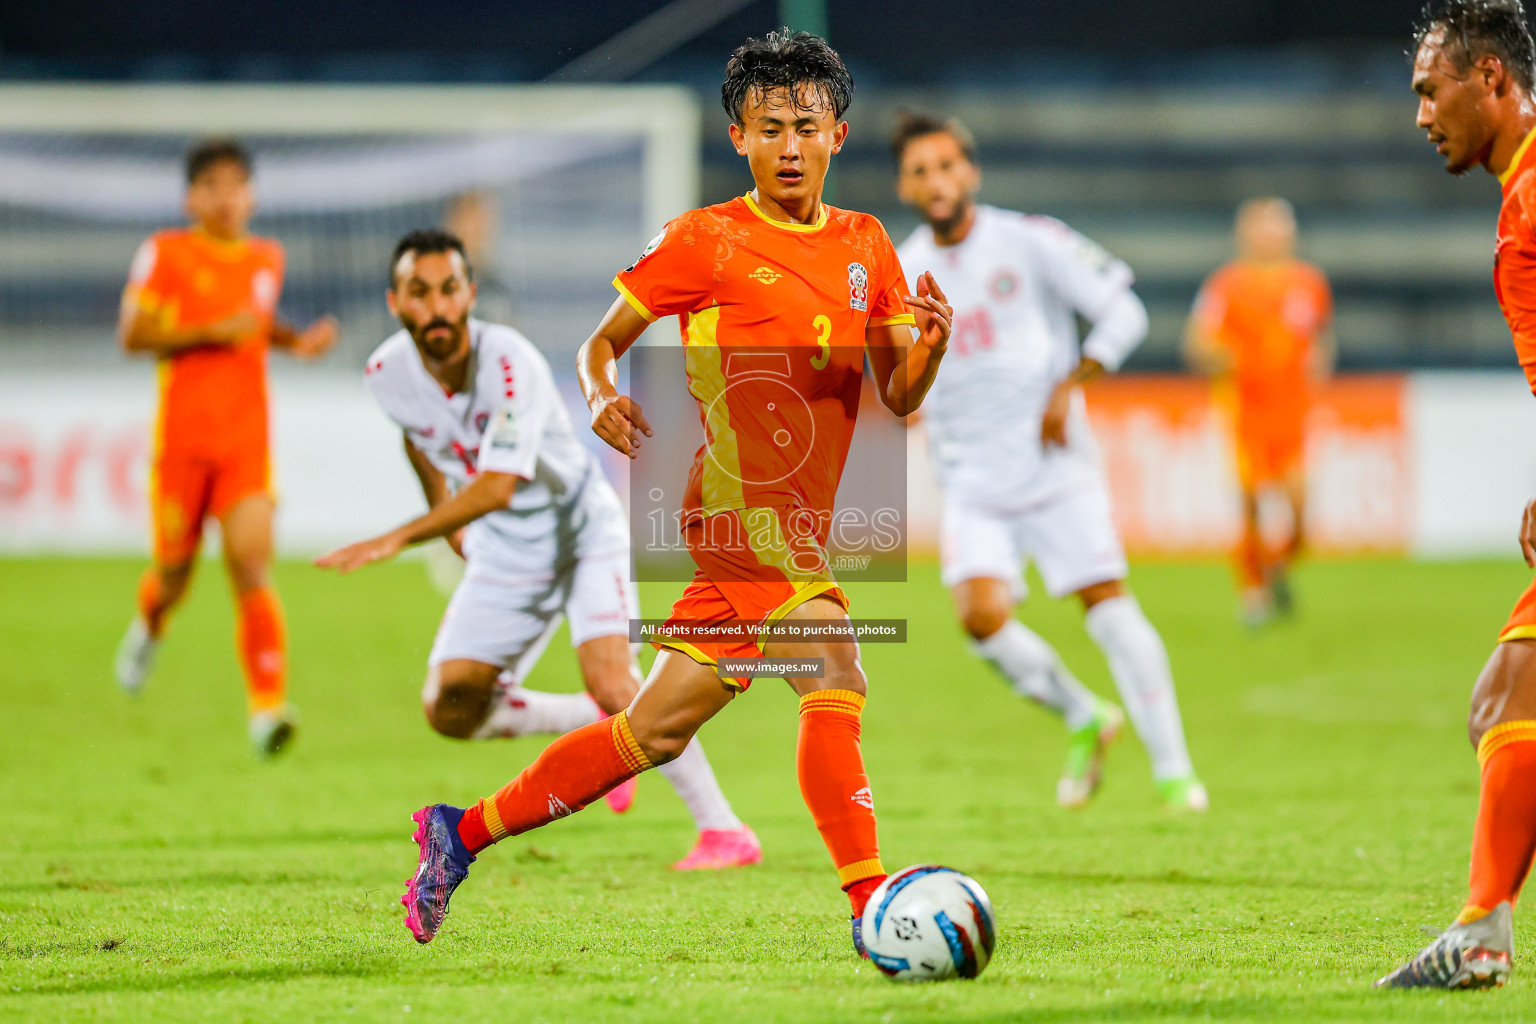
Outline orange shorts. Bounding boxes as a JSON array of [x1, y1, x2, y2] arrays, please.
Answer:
[[1235, 425, 1305, 491], [1500, 578, 1536, 644], [651, 505, 847, 691], [150, 446, 271, 564]]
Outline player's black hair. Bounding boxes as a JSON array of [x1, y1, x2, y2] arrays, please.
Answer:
[[889, 111, 977, 166], [720, 28, 853, 125], [1414, 0, 1536, 91], [389, 228, 474, 286], [184, 138, 252, 185]]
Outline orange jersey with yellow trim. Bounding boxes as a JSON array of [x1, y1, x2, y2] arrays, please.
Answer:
[[613, 194, 913, 521], [1192, 259, 1331, 413], [1497, 128, 1536, 396], [125, 228, 285, 456]]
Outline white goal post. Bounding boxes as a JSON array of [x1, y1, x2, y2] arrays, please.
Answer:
[[0, 83, 699, 240]]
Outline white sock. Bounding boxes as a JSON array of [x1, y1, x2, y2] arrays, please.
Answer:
[[1084, 595, 1194, 781], [657, 738, 743, 832], [973, 620, 1099, 730], [472, 683, 602, 739]]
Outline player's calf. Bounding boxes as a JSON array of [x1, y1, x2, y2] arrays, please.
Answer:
[[1468, 640, 1536, 750], [575, 634, 643, 716]]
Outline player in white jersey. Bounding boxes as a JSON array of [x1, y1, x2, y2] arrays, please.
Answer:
[[316, 230, 762, 869], [892, 114, 1206, 811]]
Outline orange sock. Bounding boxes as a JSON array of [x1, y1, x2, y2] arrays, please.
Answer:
[[137, 569, 169, 638], [1460, 720, 1536, 923], [237, 586, 287, 713], [797, 689, 885, 913], [458, 711, 653, 855]]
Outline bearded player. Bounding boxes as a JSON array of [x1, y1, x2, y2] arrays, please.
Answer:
[[315, 229, 759, 870], [892, 113, 1205, 812], [1186, 199, 1334, 627], [114, 139, 338, 757], [1379, 0, 1536, 989], [397, 31, 953, 955]]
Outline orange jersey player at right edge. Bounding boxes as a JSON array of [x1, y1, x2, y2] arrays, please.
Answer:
[[1184, 198, 1334, 627], [1379, 0, 1536, 991], [398, 30, 958, 966], [113, 139, 338, 758]]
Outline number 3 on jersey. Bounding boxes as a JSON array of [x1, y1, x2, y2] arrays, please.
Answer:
[[810, 314, 832, 369]]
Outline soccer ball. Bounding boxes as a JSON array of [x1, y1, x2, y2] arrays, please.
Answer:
[[860, 865, 996, 981]]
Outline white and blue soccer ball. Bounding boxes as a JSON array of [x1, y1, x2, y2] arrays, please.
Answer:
[[861, 865, 997, 981]]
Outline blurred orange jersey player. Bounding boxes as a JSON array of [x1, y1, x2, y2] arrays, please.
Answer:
[[1185, 198, 1333, 625], [113, 138, 338, 757]]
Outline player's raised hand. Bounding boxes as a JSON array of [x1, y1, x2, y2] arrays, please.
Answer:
[[589, 393, 653, 460], [314, 531, 406, 574], [290, 315, 340, 361], [904, 271, 952, 355], [1521, 496, 1536, 568]]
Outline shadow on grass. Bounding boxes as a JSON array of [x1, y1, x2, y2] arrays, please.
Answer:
[[15, 956, 409, 996], [991, 867, 1376, 895]]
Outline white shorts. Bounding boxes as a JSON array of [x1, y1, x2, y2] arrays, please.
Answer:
[[940, 478, 1128, 601], [428, 550, 638, 679]]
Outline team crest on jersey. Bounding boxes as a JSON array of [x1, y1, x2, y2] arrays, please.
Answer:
[[847, 262, 868, 311], [625, 227, 667, 272], [989, 268, 1018, 300], [474, 411, 491, 435]]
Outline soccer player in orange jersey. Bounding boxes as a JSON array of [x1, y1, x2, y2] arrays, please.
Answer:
[[1378, 0, 1536, 989], [113, 139, 338, 758], [1185, 199, 1334, 626], [399, 31, 953, 957]]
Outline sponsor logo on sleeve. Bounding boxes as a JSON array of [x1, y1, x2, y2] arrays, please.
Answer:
[[625, 227, 667, 272], [848, 262, 868, 311], [488, 407, 519, 448]]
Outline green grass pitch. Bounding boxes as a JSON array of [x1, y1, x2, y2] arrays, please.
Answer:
[[2, 555, 1534, 1022]]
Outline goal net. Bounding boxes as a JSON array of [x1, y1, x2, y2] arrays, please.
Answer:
[[0, 84, 700, 367]]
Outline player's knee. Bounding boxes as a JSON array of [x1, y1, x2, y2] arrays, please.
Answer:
[[156, 563, 194, 603], [817, 647, 867, 697], [425, 672, 494, 740], [960, 605, 1008, 641], [226, 558, 270, 595], [630, 718, 692, 766]]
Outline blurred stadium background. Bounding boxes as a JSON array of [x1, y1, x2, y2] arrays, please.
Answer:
[[1, 0, 1533, 559]]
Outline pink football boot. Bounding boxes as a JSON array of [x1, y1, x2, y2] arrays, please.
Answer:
[[672, 826, 763, 870]]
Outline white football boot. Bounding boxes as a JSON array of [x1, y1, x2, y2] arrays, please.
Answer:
[[249, 704, 299, 759], [114, 619, 158, 696], [1375, 902, 1513, 990]]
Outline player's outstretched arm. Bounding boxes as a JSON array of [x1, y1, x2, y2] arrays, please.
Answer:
[[118, 305, 259, 357], [868, 270, 952, 417], [577, 296, 654, 459], [314, 471, 517, 574], [271, 315, 340, 361], [403, 436, 465, 558]]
